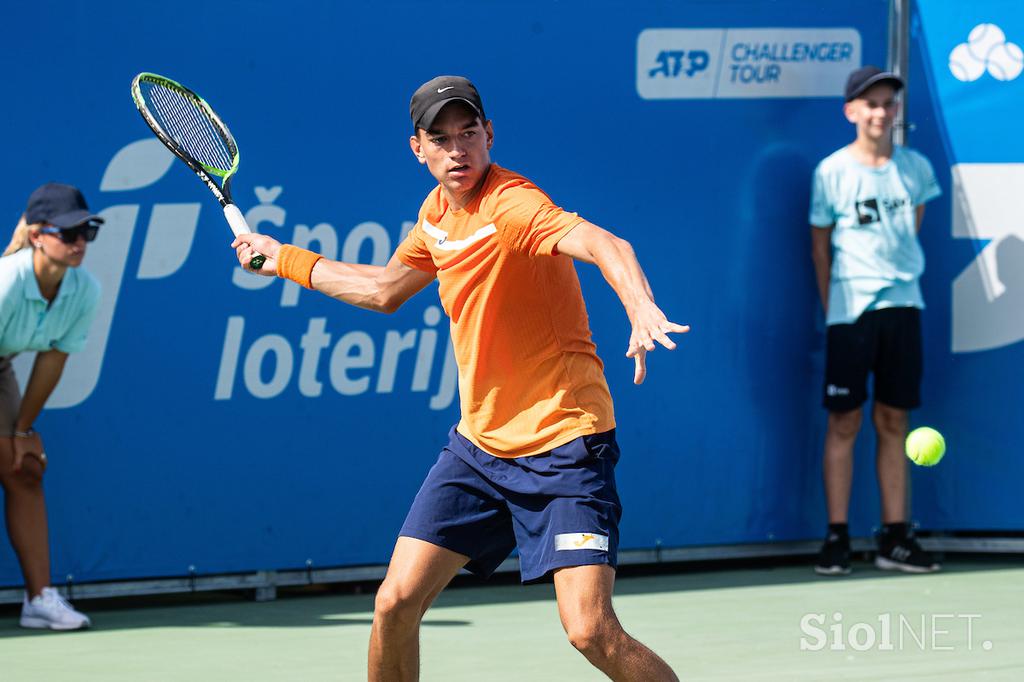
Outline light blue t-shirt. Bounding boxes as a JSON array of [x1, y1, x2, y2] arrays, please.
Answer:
[[809, 145, 941, 325], [0, 247, 101, 356]]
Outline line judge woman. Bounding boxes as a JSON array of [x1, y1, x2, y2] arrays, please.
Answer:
[[1, 183, 102, 630]]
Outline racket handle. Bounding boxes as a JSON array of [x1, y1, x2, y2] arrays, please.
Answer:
[[224, 204, 266, 270]]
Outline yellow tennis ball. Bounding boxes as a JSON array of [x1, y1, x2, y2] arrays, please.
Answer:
[[906, 427, 946, 466]]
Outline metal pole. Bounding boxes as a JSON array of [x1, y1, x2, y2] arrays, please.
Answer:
[[888, 0, 912, 145]]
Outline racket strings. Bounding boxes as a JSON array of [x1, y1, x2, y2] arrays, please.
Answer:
[[144, 82, 235, 173]]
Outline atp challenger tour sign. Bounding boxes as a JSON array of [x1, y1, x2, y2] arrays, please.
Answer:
[[637, 27, 861, 99]]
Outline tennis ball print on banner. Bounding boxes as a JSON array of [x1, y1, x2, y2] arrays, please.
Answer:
[[948, 23, 1024, 82]]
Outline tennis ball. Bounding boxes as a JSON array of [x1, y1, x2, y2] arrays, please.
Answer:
[[967, 23, 1006, 62], [987, 41, 1024, 81], [949, 43, 986, 82], [906, 427, 946, 467]]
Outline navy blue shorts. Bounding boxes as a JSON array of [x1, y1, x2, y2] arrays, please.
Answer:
[[400, 427, 622, 582]]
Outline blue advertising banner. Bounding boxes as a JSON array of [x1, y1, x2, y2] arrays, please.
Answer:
[[1, 0, 919, 588], [908, 0, 1024, 530]]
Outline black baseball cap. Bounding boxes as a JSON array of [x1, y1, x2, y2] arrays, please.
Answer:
[[25, 183, 104, 228], [410, 76, 486, 131], [844, 65, 904, 101]]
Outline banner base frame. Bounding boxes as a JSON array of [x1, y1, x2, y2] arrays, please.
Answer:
[[2, 534, 1021, 605]]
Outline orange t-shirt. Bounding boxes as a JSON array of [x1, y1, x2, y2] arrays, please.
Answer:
[[396, 164, 615, 458]]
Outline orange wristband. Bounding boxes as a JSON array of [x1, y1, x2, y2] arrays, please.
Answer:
[[277, 245, 322, 289]]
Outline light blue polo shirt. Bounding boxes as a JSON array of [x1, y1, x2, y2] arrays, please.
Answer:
[[809, 145, 941, 326], [0, 247, 101, 356]]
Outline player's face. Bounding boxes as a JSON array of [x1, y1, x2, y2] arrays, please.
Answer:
[[410, 102, 493, 204], [845, 83, 899, 140]]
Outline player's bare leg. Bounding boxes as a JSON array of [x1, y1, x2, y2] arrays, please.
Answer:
[[368, 537, 468, 682], [873, 402, 909, 523], [823, 407, 863, 523], [554, 564, 678, 681], [0, 440, 50, 598]]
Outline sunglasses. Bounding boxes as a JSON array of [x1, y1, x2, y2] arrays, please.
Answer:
[[40, 224, 100, 244]]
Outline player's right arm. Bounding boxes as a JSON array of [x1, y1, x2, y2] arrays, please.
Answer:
[[231, 233, 435, 313], [310, 253, 435, 313], [810, 225, 833, 314]]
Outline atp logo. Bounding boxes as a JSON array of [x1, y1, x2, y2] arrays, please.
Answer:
[[14, 138, 202, 407], [951, 164, 1024, 353], [647, 50, 710, 79]]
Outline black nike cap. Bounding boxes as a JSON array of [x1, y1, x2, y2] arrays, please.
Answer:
[[410, 76, 486, 131]]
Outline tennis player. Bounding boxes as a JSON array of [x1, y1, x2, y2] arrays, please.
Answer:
[[810, 66, 942, 576], [1, 183, 102, 629], [234, 76, 684, 680]]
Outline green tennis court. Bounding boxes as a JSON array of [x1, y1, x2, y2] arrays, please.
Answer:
[[2, 558, 1022, 681]]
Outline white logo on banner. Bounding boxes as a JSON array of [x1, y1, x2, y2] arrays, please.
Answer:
[[951, 164, 1024, 353], [13, 139, 186, 407], [18, 139, 458, 411], [949, 24, 1024, 82], [636, 28, 861, 99]]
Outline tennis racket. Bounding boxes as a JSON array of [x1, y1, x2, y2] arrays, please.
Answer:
[[131, 72, 265, 270]]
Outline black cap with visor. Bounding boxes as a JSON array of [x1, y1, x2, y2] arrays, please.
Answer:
[[25, 183, 104, 229], [844, 65, 904, 101], [410, 76, 486, 131]]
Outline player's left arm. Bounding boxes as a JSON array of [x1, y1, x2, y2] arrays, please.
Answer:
[[555, 221, 689, 385], [915, 204, 926, 233]]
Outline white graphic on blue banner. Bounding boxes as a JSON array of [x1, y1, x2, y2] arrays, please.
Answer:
[[14, 139, 178, 407], [951, 164, 1024, 353], [16, 139, 457, 411], [948, 24, 1023, 82], [637, 28, 860, 99]]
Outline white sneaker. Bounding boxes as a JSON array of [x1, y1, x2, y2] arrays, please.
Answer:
[[20, 587, 92, 630]]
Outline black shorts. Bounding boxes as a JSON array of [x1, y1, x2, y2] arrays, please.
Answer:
[[823, 307, 922, 412]]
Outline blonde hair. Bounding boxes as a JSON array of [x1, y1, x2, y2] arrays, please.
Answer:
[[3, 215, 39, 257]]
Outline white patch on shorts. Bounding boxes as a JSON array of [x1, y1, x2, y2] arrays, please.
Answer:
[[554, 533, 609, 552]]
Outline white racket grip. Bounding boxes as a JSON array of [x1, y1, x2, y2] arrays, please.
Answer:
[[223, 203, 251, 237], [225, 203, 266, 269]]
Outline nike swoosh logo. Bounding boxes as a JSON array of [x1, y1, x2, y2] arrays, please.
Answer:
[[437, 86, 455, 93], [422, 220, 496, 251]]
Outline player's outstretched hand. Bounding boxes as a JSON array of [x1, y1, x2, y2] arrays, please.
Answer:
[[232, 233, 280, 276], [626, 303, 689, 385]]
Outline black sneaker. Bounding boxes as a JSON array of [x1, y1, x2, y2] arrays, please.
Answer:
[[875, 535, 941, 573], [815, 532, 851, 576]]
